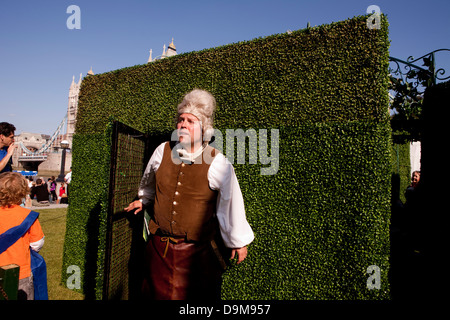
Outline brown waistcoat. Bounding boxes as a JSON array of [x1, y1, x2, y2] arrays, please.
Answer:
[[148, 142, 219, 242]]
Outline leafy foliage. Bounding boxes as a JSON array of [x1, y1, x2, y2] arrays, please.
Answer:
[[63, 15, 391, 299], [389, 53, 441, 124]]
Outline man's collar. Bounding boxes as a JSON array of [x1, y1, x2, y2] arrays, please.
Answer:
[[173, 142, 208, 164]]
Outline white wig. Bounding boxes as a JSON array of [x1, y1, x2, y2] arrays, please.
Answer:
[[177, 89, 216, 141]]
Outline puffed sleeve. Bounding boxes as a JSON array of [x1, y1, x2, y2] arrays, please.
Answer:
[[208, 153, 254, 248], [138, 142, 166, 206]]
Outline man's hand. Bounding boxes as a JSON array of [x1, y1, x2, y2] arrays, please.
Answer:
[[230, 246, 248, 264], [124, 200, 143, 214], [0, 142, 16, 172], [7, 142, 16, 155]]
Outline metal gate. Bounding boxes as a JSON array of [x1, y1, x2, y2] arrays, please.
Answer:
[[103, 121, 150, 300]]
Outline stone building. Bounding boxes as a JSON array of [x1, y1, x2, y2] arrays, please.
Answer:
[[12, 70, 90, 173], [147, 38, 177, 62], [12, 39, 176, 173]]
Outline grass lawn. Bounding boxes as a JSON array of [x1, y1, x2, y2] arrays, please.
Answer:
[[36, 207, 84, 300]]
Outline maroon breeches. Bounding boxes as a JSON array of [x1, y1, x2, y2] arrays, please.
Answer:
[[141, 234, 224, 300]]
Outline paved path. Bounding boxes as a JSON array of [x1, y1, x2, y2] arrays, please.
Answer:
[[24, 203, 69, 210]]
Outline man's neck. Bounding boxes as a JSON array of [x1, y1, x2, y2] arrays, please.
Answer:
[[181, 141, 203, 154], [191, 142, 203, 154]]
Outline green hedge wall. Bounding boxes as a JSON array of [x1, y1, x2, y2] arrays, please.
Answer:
[[62, 131, 112, 299], [222, 122, 391, 299], [391, 142, 411, 204], [63, 15, 391, 299]]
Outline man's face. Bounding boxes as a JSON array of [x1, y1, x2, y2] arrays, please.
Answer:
[[176, 113, 202, 147], [0, 132, 15, 147]]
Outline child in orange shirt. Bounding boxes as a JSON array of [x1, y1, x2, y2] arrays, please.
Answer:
[[0, 172, 45, 300]]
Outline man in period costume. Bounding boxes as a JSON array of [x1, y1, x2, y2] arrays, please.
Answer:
[[125, 89, 254, 300]]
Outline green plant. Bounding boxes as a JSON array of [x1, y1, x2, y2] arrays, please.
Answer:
[[63, 14, 391, 299]]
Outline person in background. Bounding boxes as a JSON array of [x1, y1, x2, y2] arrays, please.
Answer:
[[64, 168, 72, 200], [0, 172, 45, 300], [0, 122, 17, 173], [30, 178, 50, 207], [26, 176, 34, 189], [48, 177, 57, 203], [404, 170, 422, 253], [59, 182, 68, 204], [405, 170, 420, 203]]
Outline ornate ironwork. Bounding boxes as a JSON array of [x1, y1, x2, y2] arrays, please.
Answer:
[[389, 49, 450, 88], [389, 49, 449, 141]]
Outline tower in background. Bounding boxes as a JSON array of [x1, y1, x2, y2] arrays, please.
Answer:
[[67, 73, 82, 143], [66, 67, 94, 144], [148, 38, 177, 63]]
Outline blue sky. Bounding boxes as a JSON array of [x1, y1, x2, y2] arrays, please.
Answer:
[[1, 0, 449, 135]]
